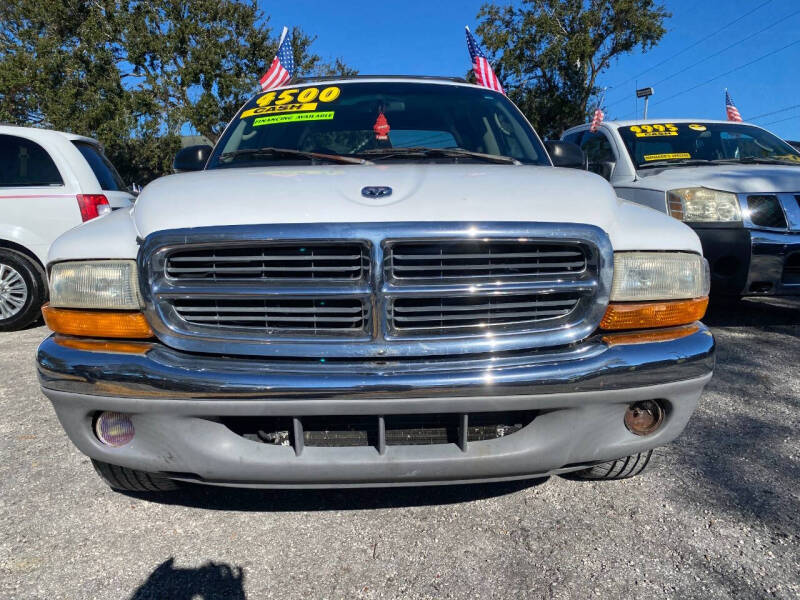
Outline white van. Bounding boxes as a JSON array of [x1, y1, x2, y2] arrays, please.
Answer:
[[0, 125, 135, 330]]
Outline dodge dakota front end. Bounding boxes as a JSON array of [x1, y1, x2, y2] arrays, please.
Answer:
[[37, 77, 714, 490]]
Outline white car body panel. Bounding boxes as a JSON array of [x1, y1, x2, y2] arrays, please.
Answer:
[[0, 125, 135, 266]]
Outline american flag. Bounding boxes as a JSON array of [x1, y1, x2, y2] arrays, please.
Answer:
[[590, 107, 604, 133], [725, 90, 742, 122], [465, 26, 504, 94], [259, 27, 294, 91]]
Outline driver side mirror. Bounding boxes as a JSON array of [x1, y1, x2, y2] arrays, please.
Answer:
[[173, 145, 213, 173], [589, 160, 616, 181], [545, 141, 588, 170]]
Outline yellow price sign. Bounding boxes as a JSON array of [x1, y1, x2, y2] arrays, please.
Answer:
[[643, 152, 691, 161], [255, 86, 341, 108], [630, 123, 679, 137], [242, 86, 342, 119]]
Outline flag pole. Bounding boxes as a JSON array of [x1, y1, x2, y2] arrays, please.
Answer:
[[277, 25, 289, 48]]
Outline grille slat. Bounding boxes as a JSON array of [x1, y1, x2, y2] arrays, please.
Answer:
[[387, 240, 587, 282], [389, 292, 581, 333], [166, 242, 369, 281], [171, 298, 368, 334], [391, 260, 586, 272], [392, 308, 573, 323], [392, 298, 577, 313], [184, 315, 365, 323], [168, 254, 362, 263], [392, 250, 583, 260]]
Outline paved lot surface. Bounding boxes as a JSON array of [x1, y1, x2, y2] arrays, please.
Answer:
[[1, 299, 799, 599]]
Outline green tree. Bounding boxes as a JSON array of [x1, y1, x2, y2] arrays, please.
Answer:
[[0, 0, 354, 185], [476, 0, 669, 138]]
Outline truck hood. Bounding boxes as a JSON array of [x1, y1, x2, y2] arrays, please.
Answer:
[[635, 163, 800, 193], [48, 163, 703, 263], [126, 164, 697, 252], [134, 164, 617, 232]]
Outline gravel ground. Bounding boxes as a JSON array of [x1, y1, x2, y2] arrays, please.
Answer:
[[1, 298, 798, 600]]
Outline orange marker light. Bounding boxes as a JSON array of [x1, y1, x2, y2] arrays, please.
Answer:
[[54, 335, 152, 354], [42, 305, 154, 339], [600, 298, 708, 331], [602, 324, 700, 346]]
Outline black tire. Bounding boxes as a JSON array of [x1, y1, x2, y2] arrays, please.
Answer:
[[572, 450, 653, 480], [91, 459, 180, 492], [0, 248, 47, 331]]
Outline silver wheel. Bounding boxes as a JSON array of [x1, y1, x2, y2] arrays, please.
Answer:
[[0, 263, 28, 319]]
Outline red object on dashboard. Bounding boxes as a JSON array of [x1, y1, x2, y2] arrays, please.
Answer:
[[76, 194, 110, 221], [373, 112, 390, 140]]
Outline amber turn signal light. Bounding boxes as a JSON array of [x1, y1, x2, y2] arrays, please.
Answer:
[[600, 298, 708, 331], [42, 305, 154, 339]]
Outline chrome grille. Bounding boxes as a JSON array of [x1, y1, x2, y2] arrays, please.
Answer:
[[165, 242, 369, 281], [142, 223, 612, 358], [389, 292, 580, 333], [171, 298, 368, 334], [387, 240, 586, 282]]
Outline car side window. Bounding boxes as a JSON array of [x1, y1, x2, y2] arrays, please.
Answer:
[[562, 131, 584, 146], [0, 134, 64, 187], [580, 131, 616, 179]]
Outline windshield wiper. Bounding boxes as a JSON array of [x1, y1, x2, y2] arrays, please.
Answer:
[[638, 158, 718, 169], [729, 157, 800, 166], [220, 147, 372, 166], [358, 147, 521, 165]]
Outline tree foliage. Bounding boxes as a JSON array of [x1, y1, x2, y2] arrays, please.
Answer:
[[0, 0, 354, 184], [476, 0, 669, 138]]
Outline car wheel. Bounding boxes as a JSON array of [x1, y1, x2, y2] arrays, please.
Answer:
[[572, 450, 653, 480], [91, 459, 181, 492], [0, 248, 47, 331]]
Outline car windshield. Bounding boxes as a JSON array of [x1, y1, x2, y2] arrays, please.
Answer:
[[208, 81, 549, 168], [617, 122, 800, 169]]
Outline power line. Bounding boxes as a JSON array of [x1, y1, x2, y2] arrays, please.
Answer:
[[749, 103, 800, 121], [605, 7, 800, 111], [604, 0, 773, 99], [763, 113, 800, 127], [651, 38, 800, 107]]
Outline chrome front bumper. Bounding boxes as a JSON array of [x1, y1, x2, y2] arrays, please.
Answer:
[[37, 325, 715, 487]]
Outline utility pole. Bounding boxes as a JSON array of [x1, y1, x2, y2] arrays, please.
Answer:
[[636, 87, 654, 119]]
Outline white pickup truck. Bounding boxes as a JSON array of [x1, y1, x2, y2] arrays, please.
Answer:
[[37, 77, 714, 491], [562, 119, 800, 297]]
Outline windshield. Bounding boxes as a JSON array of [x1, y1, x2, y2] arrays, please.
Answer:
[[208, 81, 549, 168], [617, 122, 800, 168]]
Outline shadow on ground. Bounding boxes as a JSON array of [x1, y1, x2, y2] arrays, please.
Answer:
[[121, 477, 547, 511], [129, 558, 246, 600]]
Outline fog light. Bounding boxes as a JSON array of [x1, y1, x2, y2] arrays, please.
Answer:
[[94, 412, 134, 447], [623, 401, 664, 436]]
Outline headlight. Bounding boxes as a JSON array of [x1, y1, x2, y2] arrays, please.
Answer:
[[667, 187, 741, 222], [610, 252, 709, 301], [49, 260, 142, 310]]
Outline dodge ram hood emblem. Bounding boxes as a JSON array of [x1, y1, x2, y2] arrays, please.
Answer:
[[361, 186, 392, 199]]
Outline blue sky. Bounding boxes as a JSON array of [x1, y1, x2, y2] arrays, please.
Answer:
[[261, 0, 800, 139]]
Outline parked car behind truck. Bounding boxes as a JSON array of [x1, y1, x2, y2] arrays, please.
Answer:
[[37, 77, 714, 491], [0, 126, 135, 330], [562, 120, 800, 297]]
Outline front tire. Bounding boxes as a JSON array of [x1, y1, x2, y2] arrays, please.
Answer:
[[0, 248, 47, 331], [572, 450, 653, 480], [91, 459, 180, 492]]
